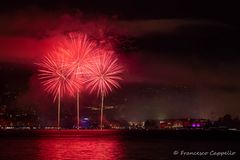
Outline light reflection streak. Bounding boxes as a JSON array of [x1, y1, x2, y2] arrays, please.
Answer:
[[37, 137, 124, 160]]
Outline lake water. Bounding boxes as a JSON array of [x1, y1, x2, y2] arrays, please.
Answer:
[[0, 131, 239, 160]]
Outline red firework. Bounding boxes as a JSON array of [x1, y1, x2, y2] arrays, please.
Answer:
[[36, 32, 124, 129], [85, 49, 124, 129], [37, 49, 82, 129], [56, 32, 97, 129]]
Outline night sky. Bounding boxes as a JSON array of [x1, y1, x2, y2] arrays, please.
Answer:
[[0, 0, 240, 122]]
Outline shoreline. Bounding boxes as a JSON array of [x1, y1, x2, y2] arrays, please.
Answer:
[[0, 129, 239, 140]]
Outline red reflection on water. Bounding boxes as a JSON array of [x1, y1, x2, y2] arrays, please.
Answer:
[[37, 137, 124, 160]]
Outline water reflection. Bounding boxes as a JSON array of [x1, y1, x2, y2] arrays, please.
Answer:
[[37, 137, 124, 160], [1, 133, 239, 160]]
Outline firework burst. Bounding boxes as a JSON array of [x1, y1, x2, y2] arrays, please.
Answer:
[[37, 52, 80, 100], [58, 33, 97, 77]]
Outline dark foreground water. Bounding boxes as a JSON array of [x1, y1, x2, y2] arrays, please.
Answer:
[[0, 130, 240, 160]]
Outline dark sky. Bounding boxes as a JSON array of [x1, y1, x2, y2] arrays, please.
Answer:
[[0, 0, 240, 121]]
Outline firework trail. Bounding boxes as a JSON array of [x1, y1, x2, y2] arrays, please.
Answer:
[[86, 49, 124, 129]]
